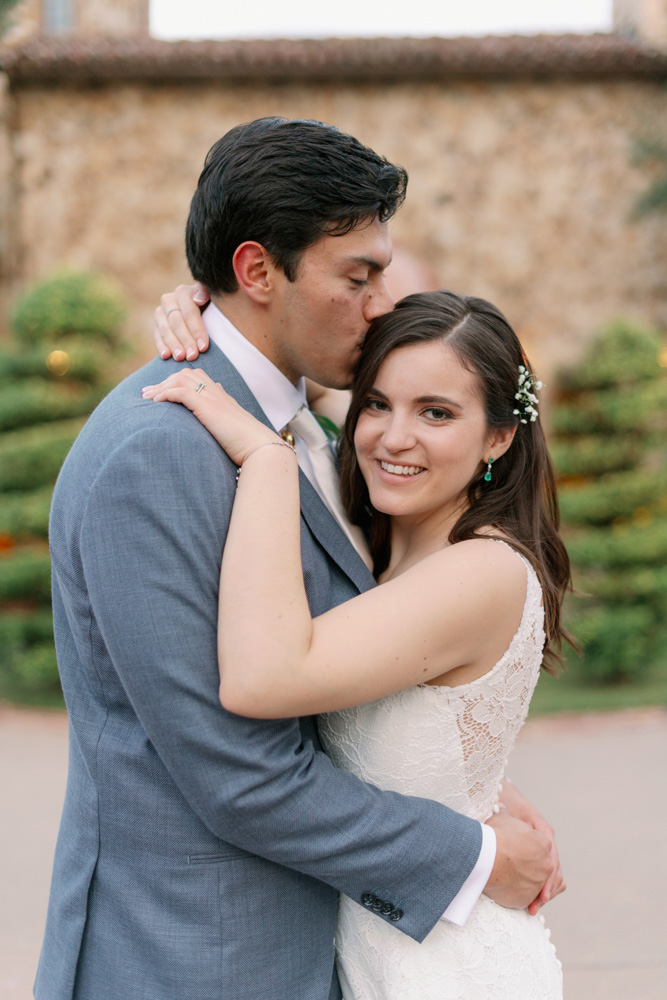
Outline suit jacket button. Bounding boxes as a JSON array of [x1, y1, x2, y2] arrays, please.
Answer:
[[361, 892, 374, 907], [389, 908, 403, 922], [371, 897, 384, 910], [380, 902, 394, 915]]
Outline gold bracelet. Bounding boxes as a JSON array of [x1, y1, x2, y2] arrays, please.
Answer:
[[235, 439, 297, 483]]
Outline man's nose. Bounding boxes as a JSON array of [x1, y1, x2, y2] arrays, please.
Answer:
[[363, 279, 394, 323]]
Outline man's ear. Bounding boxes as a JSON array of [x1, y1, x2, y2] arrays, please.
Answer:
[[486, 424, 518, 462], [232, 242, 278, 304]]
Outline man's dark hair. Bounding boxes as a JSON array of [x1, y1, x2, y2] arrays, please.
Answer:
[[185, 117, 408, 294]]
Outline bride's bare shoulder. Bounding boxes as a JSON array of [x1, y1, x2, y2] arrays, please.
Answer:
[[430, 535, 527, 590]]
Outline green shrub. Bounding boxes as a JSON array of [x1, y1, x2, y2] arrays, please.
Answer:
[[0, 485, 53, 538], [0, 640, 62, 703], [564, 603, 657, 685], [564, 520, 667, 568], [0, 417, 85, 491], [554, 319, 667, 687], [558, 468, 666, 525], [0, 608, 55, 648], [0, 270, 133, 706], [557, 319, 664, 390], [552, 378, 667, 435], [0, 550, 52, 603], [0, 338, 107, 384], [575, 564, 667, 604], [550, 436, 641, 477], [11, 271, 127, 346], [0, 380, 106, 432]]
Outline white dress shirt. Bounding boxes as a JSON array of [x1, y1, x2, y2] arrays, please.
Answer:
[[202, 302, 496, 926]]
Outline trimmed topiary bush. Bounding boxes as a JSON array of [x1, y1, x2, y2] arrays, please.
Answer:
[[11, 271, 127, 347], [0, 270, 130, 705], [554, 319, 667, 685], [0, 418, 87, 492]]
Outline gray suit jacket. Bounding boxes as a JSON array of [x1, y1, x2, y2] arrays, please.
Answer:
[[35, 343, 482, 1000]]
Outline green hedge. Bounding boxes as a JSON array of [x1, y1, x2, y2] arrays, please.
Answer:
[[0, 269, 132, 706], [552, 378, 667, 435], [575, 563, 667, 604], [557, 319, 663, 391], [558, 467, 666, 525], [0, 608, 55, 647], [564, 520, 667, 568], [11, 271, 127, 346], [0, 417, 86, 492], [0, 339, 106, 384], [553, 318, 667, 687], [0, 640, 61, 703], [0, 550, 52, 603], [0, 485, 53, 538], [564, 602, 657, 685], [0, 380, 106, 432], [551, 436, 641, 478]]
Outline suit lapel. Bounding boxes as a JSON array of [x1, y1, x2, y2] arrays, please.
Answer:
[[190, 344, 377, 596], [297, 471, 376, 594]]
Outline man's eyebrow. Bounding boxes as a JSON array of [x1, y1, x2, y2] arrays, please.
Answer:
[[346, 255, 392, 272]]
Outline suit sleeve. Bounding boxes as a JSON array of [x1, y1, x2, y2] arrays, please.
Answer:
[[79, 420, 483, 943]]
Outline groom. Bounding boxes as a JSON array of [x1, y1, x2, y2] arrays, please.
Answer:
[[37, 118, 557, 1000]]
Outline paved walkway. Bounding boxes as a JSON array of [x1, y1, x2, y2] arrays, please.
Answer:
[[1, 705, 665, 999]]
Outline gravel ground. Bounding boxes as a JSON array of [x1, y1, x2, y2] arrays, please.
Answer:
[[1, 704, 665, 1000]]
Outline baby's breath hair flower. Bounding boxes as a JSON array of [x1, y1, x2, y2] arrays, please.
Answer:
[[513, 365, 543, 424]]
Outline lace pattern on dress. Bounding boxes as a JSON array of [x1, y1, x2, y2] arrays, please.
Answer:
[[319, 541, 562, 1000]]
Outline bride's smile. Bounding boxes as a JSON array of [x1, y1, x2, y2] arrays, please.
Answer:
[[354, 339, 507, 536]]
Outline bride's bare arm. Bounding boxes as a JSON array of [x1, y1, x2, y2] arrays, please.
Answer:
[[143, 369, 527, 720], [303, 379, 351, 428]]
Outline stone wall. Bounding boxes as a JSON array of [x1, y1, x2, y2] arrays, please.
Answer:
[[1, 36, 665, 377]]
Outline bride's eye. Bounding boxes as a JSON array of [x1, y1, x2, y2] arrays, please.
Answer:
[[363, 397, 389, 412], [423, 407, 452, 421]]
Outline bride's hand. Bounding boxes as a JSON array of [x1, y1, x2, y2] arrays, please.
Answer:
[[142, 369, 279, 466], [153, 283, 211, 361]]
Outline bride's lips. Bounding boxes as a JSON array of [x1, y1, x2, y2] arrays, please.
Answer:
[[375, 459, 426, 484]]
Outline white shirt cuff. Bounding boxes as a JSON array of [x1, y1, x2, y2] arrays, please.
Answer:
[[439, 822, 497, 926]]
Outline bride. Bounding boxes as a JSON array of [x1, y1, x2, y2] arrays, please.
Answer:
[[143, 290, 567, 999]]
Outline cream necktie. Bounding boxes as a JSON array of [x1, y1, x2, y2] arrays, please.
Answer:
[[287, 405, 372, 569]]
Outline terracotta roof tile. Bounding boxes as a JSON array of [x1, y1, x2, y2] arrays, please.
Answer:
[[1, 32, 666, 84]]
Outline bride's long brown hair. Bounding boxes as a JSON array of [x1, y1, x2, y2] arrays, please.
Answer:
[[338, 290, 574, 673]]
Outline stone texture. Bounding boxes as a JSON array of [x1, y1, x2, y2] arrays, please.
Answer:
[[2, 72, 665, 377]]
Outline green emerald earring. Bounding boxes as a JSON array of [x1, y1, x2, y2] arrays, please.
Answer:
[[484, 457, 494, 482]]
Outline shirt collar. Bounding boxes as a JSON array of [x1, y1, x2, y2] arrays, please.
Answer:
[[202, 301, 307, 432]]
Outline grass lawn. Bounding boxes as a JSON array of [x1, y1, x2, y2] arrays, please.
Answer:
[[529, 659, 667, 715]]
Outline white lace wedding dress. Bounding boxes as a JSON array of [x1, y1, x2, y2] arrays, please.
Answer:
[[319, 544, 563, 999]]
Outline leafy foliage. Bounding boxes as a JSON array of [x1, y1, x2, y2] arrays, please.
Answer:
[[0, 417, 86, 491], [0, 270, 131, 705], [554, 320, 667, 685], [11, 271, 127, 346], [633, 137, 667, 217]]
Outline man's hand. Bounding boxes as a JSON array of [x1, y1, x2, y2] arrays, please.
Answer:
[[498, 780, 565, 914], [153, 283, 210, 361], [483, 811, 554, 910]]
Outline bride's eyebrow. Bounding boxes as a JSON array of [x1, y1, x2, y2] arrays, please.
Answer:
[[415, 395, 462, 409]]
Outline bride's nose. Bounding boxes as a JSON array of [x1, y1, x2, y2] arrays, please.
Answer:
[[381, 413, 417, 454]]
